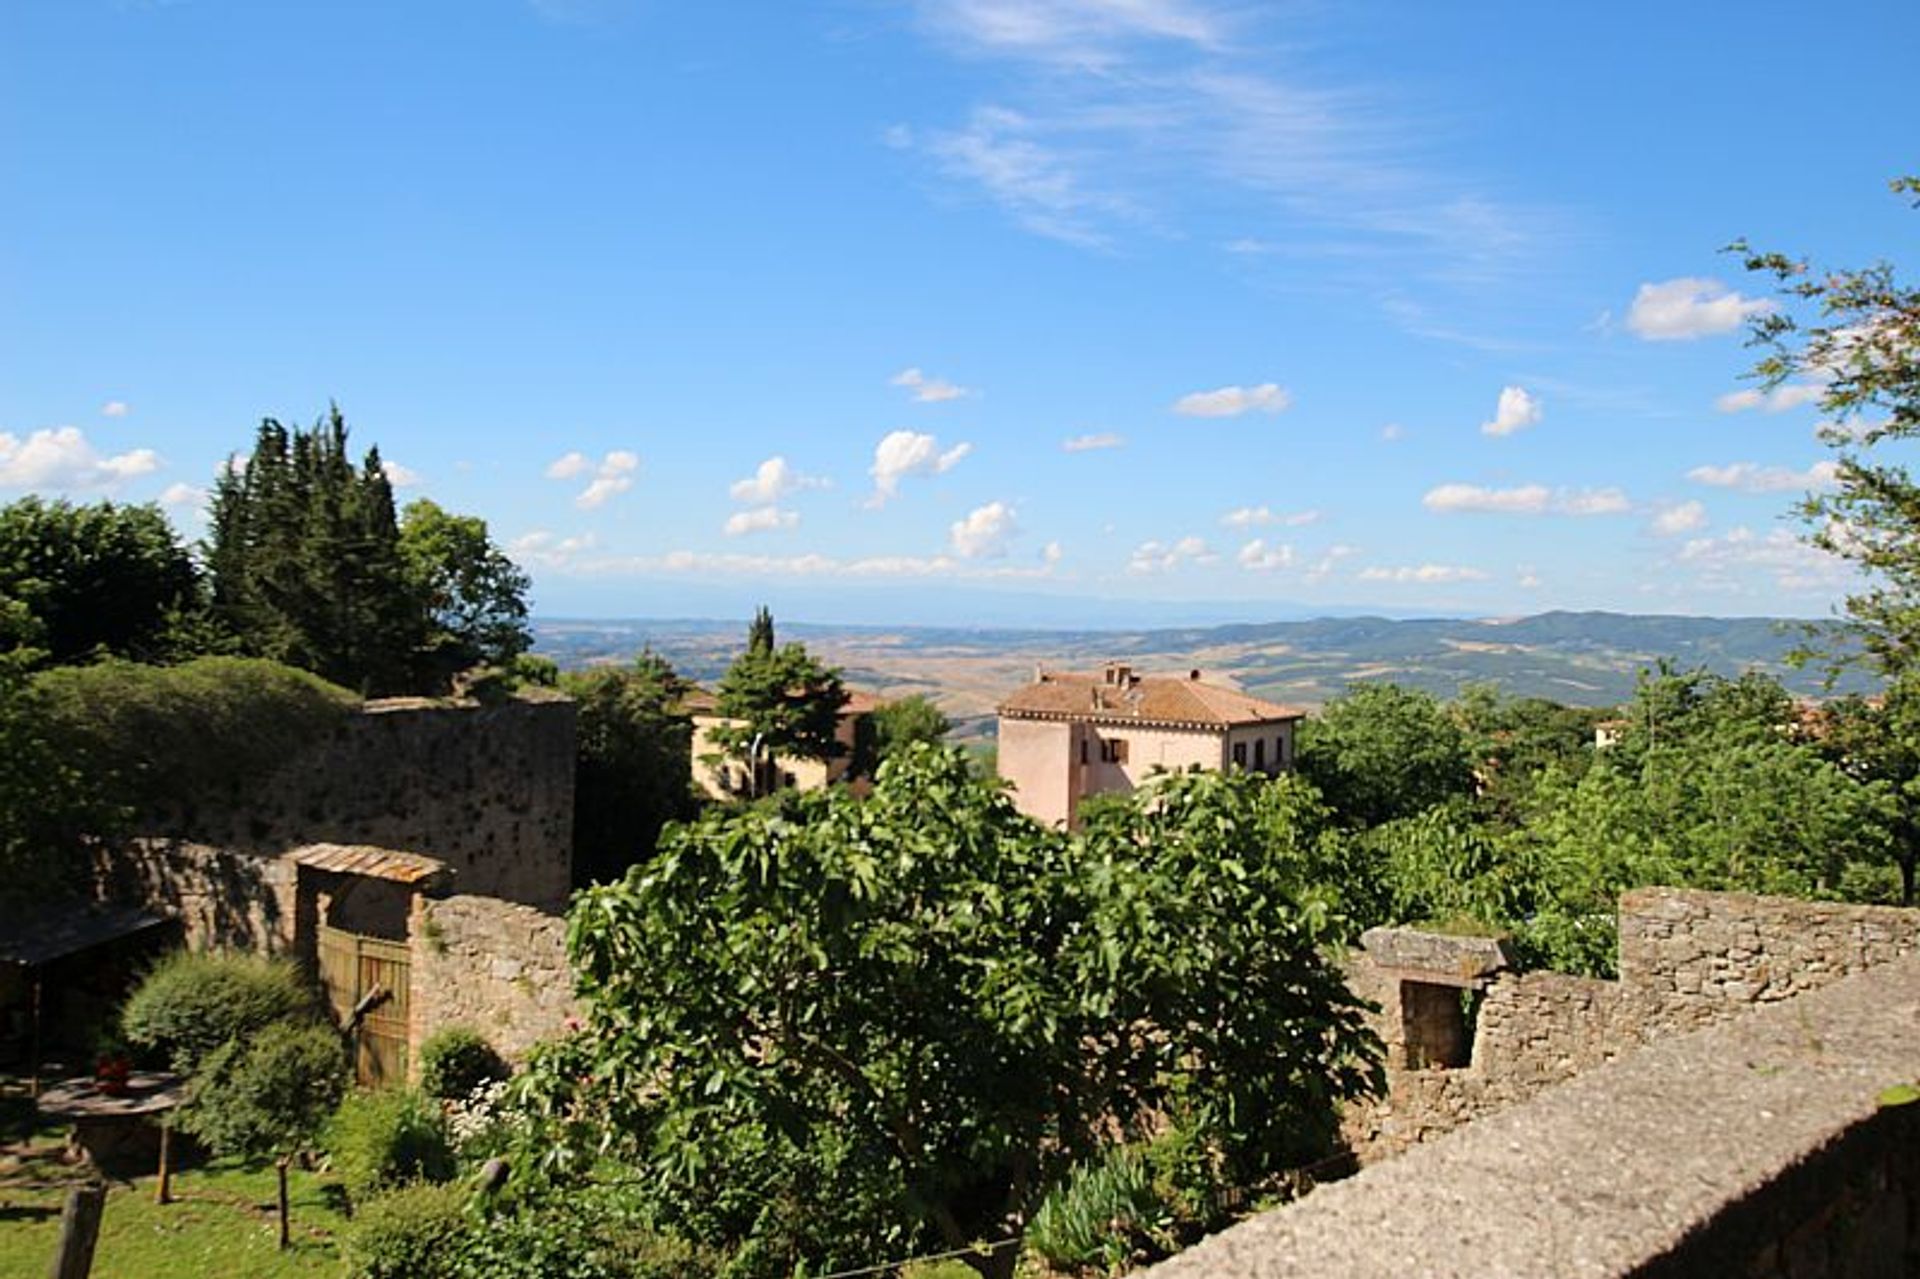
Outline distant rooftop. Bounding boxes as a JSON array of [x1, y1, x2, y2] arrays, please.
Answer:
[[999, 663, 1305, 730]]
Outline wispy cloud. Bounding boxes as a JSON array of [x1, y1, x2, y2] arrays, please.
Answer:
[[1221, 505, 1319, 528], [159, 481, 205, 509], [1127, 534, 1216, 574], [868, 430, 973, 505], [1626, 277, 1771, 341], [1481, 385, 1542, 437], [1686, 460, 1839, 494], [1173, 382, 1291, 418], [379, 460, 421, 488], [1649, 500, 1708, 536], [1715, 383, 1824, 414], [1357, 563, 1489, 583], [892, 367, 974, 403], [101, 400, 129, 418], [1674, 525, 1851, 593], [1423, 483, 1630, 516], [0, 426, 160, 490], [901, 1, 1548, 277], [723, 506, 800, 537], [1062, 431, 1125, 452]]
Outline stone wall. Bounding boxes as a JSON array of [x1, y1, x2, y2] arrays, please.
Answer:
[[162, 693, 576, 910], [408, 894, 580, 1066], [1149, 953, 1920, 1279], [1344, 889, 1920, 1162], [92, 838, 304, 955]]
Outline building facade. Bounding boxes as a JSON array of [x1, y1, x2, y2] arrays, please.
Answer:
[[996, 662, 1305, 827]]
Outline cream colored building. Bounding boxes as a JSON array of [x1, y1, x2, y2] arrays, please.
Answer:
[[996, 662, 1305, 827], [686, 688, 883, 800]]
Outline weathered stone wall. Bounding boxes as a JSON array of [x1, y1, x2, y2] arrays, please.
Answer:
[[1618, 886, 1920, 1032], [1344, 888, 1920, 1162], [127, 693, 576, 911], [1149, 953, 1920, 1279], [408, 894, 580, 1067], [92, 838, 304, 954]]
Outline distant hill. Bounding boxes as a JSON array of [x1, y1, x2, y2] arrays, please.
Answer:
[[533, 610, 1873, 739]]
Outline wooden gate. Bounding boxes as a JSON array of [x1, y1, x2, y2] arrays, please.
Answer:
[[317, 925, 411, 1086]]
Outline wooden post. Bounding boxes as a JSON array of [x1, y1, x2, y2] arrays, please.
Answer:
[[154, 1123, 172, 1206], [276, 1157, 290, 1250], [28, 974, 42, 1098], [47, 1180, 106, 1279]]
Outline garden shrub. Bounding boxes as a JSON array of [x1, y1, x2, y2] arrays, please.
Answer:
[[326, 1087, 457, 1204], [342, 1180, 471, 1279], [180, 1020, 347, 1158], [121, 950, 318, 1074], [1026, 1145, 1173, 1275], [418, 1025, 509, 1101]]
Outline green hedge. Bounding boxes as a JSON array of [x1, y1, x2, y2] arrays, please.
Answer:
[[121, 950, 318, 1075], [325, 1088, 457, 1205]]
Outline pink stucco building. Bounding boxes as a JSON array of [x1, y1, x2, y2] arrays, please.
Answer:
[[996, 662, 1306, 827]]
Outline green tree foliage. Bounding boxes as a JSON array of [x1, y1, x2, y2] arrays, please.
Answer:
[[0, 651, 99, 905], [869, 693, 952, 764], [1296, 682, 1477, 828], [324, 1087, 457, 1205], [1809, 679, 1920, 903], [31, 656, 359, 821], [558, 746, 1380, 1278], [709, 611, 849, 792], [1737, 177, 1920, 677], [1454, 684, 1608, 828], [398, 498, 533, 686], [418, 1026, 510, 1102], [183, 1020, 348, 1160], [206, 408, 420, 693], [561, 650, 695, 884], [0, 497, 202, 665], [120, 951, 319, 1075]]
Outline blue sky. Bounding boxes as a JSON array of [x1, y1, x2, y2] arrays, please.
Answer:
[[4, 0, 1916, 626]]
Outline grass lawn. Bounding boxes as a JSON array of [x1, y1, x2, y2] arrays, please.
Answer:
[[0, 1086, 345, 1279]]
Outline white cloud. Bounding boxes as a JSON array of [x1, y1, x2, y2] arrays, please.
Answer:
[[1517, 567, 1543, 589], [1423, 483, 1630, 517], [1481, 385, 1542, 437], [585, 548, 1055, 582], [1127, 534, 1216, 574], [921, 0, 1225, 60], [1675, 525, 1851, 592], [0, 426, 160, 490], [868, 430, 973, 505], [1686, 460, 1839, 494], [1062, 432, 1125, 452], [1650, 501, 1708, 537], [1173, 382, 1292, 418], [1222, 505, 1320, 528], [1422, 483, 1551, 515], [1381, 423, 1405, 442], [1236, 538, 1294, 571], [101, 400, 129, 418], [891, 367, 973, 403], [550, 450, 639, 510], [950, 500, 1017, 558], [925, 105, 1128, 248], [729, 456, 825, 505], [1043, 539, 1064, 564], [159, 482, 204, 509], [1715, 382, 1824, 414], [507, 529, 599, 571], [1357, 563, 1490, 583], [1557, 487, 1631, 516], [1304, 544, 1360, 585], [1626, 277, 1772, 341], [380, 460, 421, 488], [723, 506, 800, 537]]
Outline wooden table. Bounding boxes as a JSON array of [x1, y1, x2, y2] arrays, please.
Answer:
[[36, 1072, 186, 1175]]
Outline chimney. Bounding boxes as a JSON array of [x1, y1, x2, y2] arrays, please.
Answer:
[[1189, 668, 1202, 682], [1104, 661, 1133, 686]]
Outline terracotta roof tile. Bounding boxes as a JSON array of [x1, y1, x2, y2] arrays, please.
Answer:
[[999, 667, 1304, 729]]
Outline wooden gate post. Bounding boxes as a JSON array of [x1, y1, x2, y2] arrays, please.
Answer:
[[47, 1180, 106, 1279]]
